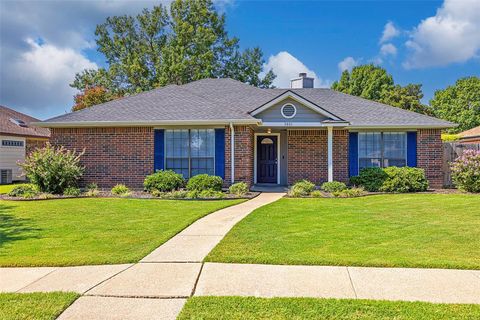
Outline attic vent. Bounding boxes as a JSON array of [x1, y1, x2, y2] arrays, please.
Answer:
[[10, 118, 27, 127], [281, 104, 296, 119]]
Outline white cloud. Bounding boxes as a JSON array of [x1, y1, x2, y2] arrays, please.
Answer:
[[404, 0, 480, 69], [338, 56, 358, 72], [380, 43, 397, 56], [263, 51, 328, 88], [380, 21, 400, 43], [3, 39, 97, 118]]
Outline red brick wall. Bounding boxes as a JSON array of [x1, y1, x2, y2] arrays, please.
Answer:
[[50, 127, 154, 188], [417, 128, 443, 188], [287, 129, 349, 185], [225, 125, 254, 186], [332, 129, 349, 183]]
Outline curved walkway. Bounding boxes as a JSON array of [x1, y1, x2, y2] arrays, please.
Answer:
[[2, 192, 480, 319]]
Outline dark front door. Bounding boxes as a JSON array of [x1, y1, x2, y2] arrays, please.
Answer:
[[257, 135, 278, 184]]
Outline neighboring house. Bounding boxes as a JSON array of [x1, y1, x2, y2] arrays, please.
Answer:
[[458, 126, 480, 144], [36, 74, 455, 189], [0, 106, 50, 183]]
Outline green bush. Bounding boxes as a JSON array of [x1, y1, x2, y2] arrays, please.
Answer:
[[63, 187, 81, 196], [451, 150, 480, 192], [350, 167, 388, 192], [229, 182, 249, 196], [310, 190, 323, 198], [86, 183, 98, 191], [111, 184, 130, 196], [186, 174, 223, 192], [333, 187, 365, 198], [85, 189, 99, 197], [199, 189, 225, 199], [8, 184, 39, 198], [19, 143, 84, 194], [289, 179, 315, 197], [152, 190, 188, 199], [144, 170, 184, 193], [380, 167, 429, 193], [321, 181, 347, 193]]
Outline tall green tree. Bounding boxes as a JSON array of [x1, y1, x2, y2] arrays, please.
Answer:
[[332, 64, 432, 115], [71, 0, 275, 108], [332, 64, 394, 101], [430, 77, 480, 133]]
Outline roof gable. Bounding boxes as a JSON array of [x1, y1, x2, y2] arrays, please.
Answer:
[[0, 105, 50, 138]]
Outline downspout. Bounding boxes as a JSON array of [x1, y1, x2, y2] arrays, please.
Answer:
[[229, 122, 235, 184]]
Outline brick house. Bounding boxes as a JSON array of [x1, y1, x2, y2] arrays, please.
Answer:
[[36, 74, 454, 189], [1, 105, 50, 183]]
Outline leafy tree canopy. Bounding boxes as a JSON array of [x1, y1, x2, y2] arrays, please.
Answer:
[[71, 0, 275, 109], [72, 86, 119, 111], [331, 64, 431, 115], [430, 76, 480, 133]]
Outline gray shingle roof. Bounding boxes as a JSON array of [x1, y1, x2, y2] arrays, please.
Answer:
[[40, 78, 454, 128]]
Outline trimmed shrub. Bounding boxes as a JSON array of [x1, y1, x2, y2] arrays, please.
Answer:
[[350, 167, 387, 192], [198, 189, 225, 199], [229, 182, 249, 196], [289, 179, 315, 197], [333, 187, 365, 198], [86, 183, 98, 191], [450, 149, 480, 192], [152, 190, 188, 199], [186, 174, 223, 192], [310, 190, 323, 198], [63, 187, 81, 196], [111, 184, 130, 196], [321, 181, 347, 193], [8, 184, 39, 198], [144, 170, 184, 193], [380, 167, 429, 193], [19, 143, 84, 194]]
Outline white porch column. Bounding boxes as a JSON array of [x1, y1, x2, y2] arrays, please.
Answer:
[[327, 126, 333, 182]]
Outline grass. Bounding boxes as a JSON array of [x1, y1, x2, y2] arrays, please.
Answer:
[[178, 296, 480, 320], [0, 292, 78, 320], [0, 183, 27, 194], [206, 194, 480, 269], [0, 198, 243, 266]]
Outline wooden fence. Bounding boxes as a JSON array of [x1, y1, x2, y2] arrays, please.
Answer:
[[443, 142, 480, 187]]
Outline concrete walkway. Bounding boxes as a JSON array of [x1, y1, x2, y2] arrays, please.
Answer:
[[2, 192, 480, 319]]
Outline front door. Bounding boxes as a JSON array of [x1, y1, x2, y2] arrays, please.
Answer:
[[257, 135, 278, 184]]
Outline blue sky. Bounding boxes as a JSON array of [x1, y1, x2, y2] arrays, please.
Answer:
[[0, 0, 479, 119]]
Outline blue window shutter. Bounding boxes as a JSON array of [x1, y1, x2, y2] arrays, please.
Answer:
[[215, 129, 225, 179], [349, 132, 359, 177], [407, 131, 417, 167], [154, 129, 164, 172]]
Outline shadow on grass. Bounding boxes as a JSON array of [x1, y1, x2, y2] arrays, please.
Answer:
[[0, 204, 40, 252]]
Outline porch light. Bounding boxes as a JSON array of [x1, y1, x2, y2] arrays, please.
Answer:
[[267, 128, 272, 133]]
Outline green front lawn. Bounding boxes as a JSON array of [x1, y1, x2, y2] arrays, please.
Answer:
[[178, 296, 480, 320], [0, 292, 78, 320], [0, 198, 243, 266], [207, 194, 480, 269]]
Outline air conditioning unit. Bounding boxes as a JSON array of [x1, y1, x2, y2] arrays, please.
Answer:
[[0, 169, 13, 184]]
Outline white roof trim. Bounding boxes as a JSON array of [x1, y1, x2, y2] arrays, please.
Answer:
[[33, 119, 261, 128], [250, 91, 343, 121], [348, 124, 454, 129], [260, 121, 349, 128]]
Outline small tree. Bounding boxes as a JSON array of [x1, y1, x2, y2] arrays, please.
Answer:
[[451, 149, 480, 192], [20, 143, 85, 194]]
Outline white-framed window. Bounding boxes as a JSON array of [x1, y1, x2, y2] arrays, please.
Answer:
[[281, 103, 297, 119], [2, 140, 24, 147], [165, 129, 215, 178], [358, 132, 407, 170]]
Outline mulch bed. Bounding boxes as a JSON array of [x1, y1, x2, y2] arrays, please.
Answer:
[[0, 190, 260, 201]]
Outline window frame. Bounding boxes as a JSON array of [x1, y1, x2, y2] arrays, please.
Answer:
[[164, 129, 216, 178], [357, 132, 407, 170]]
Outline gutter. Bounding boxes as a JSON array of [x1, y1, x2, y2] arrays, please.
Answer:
[[32, 119, 261, 128], [229, 122, 235, 185]]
